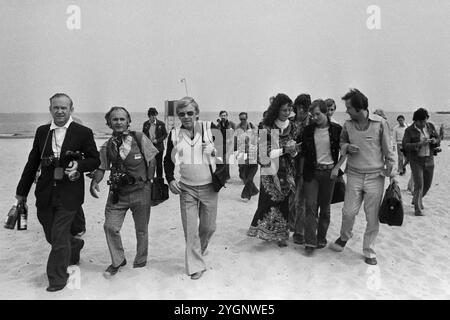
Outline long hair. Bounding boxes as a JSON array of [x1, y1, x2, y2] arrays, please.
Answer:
[[263, 93, 292, 127]]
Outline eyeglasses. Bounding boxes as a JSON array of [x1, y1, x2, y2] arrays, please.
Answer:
[[178, 111, 195, 117]]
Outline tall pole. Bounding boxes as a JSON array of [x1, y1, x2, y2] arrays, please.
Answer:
[[180, 78, 189, 96]]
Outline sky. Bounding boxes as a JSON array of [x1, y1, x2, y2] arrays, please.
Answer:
[[0, 0, 449, 113]]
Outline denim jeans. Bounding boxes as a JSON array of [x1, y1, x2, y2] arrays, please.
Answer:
[[396, 143, 405, 173], [410, 156, 434, 213], [304, 169, 335, 247], [340, 171, 385, 258], [289, 176, 305, 237]]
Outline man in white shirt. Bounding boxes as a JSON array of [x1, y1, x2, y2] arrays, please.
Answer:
[[392, 115, 409, 175], [16, 93, 100, 292]]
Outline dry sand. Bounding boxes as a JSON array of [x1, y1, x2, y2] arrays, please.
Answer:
[[0, 139, 449, 300]]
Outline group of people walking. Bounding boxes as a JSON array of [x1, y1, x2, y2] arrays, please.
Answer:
[[14, 89, 441, 292]]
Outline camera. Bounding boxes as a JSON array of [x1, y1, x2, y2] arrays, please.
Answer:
[[41, 155, 57, 168], [432, 145, 442, 156], [107, 168, 136, 204], [65, 150, 84, 181], [107, 169, 136, 187], [429, 134, 442, 156]]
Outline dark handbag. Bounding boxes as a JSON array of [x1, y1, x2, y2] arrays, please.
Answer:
[[331, 175, 346, 204], [202, 122, 226, 192], [379, 181, 404, 226], [151, 177, 169, 206], [209, 164, 227, 192]]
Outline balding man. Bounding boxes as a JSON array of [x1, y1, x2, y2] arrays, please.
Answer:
[[16, 93, 100, 292]]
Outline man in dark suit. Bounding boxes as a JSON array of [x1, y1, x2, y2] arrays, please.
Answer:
[[142, 107, 168, 178], [15, 93, 100, 292]]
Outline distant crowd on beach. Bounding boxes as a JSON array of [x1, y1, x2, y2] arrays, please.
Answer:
[[13, 89, 443, 292]]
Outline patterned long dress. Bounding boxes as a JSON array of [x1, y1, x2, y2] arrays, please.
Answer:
[[247, 120, 297, 242]]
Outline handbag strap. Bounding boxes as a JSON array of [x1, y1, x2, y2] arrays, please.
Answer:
[[201, 122, 215, 176]]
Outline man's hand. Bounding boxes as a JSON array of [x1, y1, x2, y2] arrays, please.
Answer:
[[65, 160, 79, 175], [90, 180, 100, 198], [15, 195, 27, 205], [330, 167, 339, 180], [347, 144, 360, 154], [202, 143, 216, 157], [169, 180, 181, 194], [429, 137, 437, 144]]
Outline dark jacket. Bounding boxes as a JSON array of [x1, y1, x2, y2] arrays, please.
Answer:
[[142, 119, 168, 152], [16, 122, 100, 210], [402, 122, 440, 161], [300, 121, 342, 182]]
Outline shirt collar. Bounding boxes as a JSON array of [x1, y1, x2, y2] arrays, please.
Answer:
[[50, 116, 73, 130], [367, 111, 383, 122]]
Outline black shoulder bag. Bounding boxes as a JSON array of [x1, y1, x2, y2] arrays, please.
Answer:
[[202, 122, 227, 192]]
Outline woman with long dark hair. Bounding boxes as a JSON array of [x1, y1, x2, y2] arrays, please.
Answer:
[[247, 93, 299, 246]]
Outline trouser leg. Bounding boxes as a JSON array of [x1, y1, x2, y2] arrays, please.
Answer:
[[411, 160, 424, 213], [340, 173, 364, 242], [293, 178, 306, 237], [130, 184, 152, 266], [180, 184, 206, 275], [70, 206, 86, 236], [422, 158, 434, 198], [198, 184, 218, 253], [155, 152, 163, 178], [304, 177, 319, 247], [104, 193, 128, 267], [317, 170, 335, 245], [361, 173, 385, 258], [397, 144, 404, 173], [42, 205, 77, 287]]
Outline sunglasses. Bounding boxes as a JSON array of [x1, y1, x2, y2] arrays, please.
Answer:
[[178, 111, 195, 117]]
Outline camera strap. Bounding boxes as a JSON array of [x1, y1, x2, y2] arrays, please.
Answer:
[[129, 131, 149, 180]]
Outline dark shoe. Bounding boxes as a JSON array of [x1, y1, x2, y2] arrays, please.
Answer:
[[329, 238, 347, 252], [292, 233, 305, 245], [415, 211, 425, 216], [133, 261, 146, 268], [365, 257, 378, 265], [305, 246, 315, 256], [70, 239, 84, 265], [277, 240, 288, 247], [46, 284, 66, 292], [103, 259, 127, 278], [190, 270, 205, 280], [317, 241, 327, 249]]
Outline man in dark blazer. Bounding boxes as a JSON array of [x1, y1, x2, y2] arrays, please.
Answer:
[[15, 93, 100, 292], [142, 107, 168, 178]]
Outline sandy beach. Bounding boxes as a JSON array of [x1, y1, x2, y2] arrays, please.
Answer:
[[1, 138, 449, 300]]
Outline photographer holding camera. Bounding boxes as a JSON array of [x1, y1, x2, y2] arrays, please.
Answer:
[[402, 108, 441, 216], [15, 93, 100, 292], [90, 106, 158, 278]]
